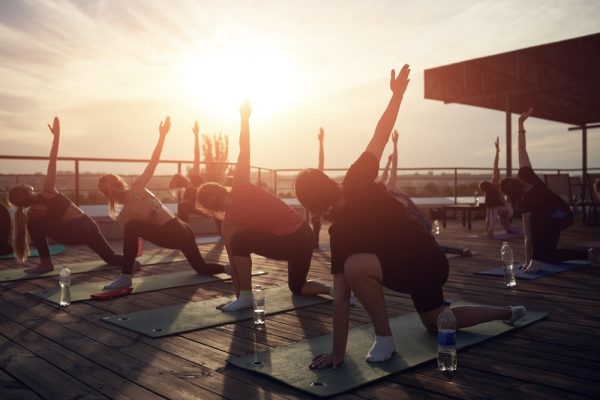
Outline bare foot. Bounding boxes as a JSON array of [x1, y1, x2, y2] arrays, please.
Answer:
[[25, 265, 54, 274]]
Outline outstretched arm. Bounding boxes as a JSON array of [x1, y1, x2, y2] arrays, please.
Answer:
[[133, 117, 171, 189], [491, 136, 500, 184], [233, 101, 251, 185], [318, 127, 324, 171], [379, 155, 392, 184], [387, 129, 399, 190], [192, 121, 200, 176], [518, 108, 534, 169], [365, 65, 410, 162], [43, 117, 60, 193]]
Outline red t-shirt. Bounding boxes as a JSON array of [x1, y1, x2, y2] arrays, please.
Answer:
[[225, 184, 304, 235]]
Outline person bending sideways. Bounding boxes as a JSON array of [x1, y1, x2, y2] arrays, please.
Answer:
[[295, 64, 527, 369]]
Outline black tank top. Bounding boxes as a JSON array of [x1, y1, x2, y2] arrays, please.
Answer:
[[33, 193, 72, 221]]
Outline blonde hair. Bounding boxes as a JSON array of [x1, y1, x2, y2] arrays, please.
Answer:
[[8, 185, 33, 264], [98, 174, 128, 220]]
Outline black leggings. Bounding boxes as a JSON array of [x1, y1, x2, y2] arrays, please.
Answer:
[[0, 203, 12, 254], [123, 218, 222, 274], [531, 213, 587, 263], [229, 222, 314, 294], [27, 215, 123, 265]]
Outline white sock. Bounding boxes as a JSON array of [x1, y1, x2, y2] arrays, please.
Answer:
[[504, 305, 527, 324], [365, 335, 395, 362], [221, 290, 253, 312], [103, 274, 132, 290]]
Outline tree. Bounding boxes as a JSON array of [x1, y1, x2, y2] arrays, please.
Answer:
[[202, 133, 229, 183]]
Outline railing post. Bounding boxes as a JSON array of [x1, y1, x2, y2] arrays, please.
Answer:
[[454, 168, 458, 204], [273, 170, 278, 196], [74, 160, 80, 206], [257, 168, 262, 187]]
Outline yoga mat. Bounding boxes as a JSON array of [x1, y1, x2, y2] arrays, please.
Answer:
[[0, 253, 186, 283], [465, 232, 523, 240], [0, 244, 66, 260], [228, 309, 546, 397], [476, 259, 593, 280], [195, 235, 223, 244], [101, 285, 330, 338], [28, 269, 264, 305]]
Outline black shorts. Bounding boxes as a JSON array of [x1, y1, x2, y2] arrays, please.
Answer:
[[378, 252, 449, 313]]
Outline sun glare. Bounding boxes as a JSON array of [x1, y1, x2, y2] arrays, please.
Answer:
[[178, 37, 308, 117]]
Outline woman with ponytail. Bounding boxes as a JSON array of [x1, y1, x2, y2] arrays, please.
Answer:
[[8, 117, 124, 272], [98, 117, 224, 290]]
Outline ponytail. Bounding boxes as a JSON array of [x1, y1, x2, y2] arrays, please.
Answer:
[[108, 197, 118, 221], [12, 206, 30, 264]]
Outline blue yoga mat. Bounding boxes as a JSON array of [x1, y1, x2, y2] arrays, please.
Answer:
[[0, 244, 67, 260], [476, 259, 592, 280]]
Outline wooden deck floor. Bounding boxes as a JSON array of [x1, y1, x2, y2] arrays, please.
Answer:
[[1, 218, 599, 400]]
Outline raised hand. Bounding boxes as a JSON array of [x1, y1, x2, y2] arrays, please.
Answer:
[[392, 129, 399, 144], [519, 107, 534, 125], [495, 136, 499, 152], [318, 127, 324, 142], [47, 116, 60, 137], [240, 101, 252, 119], [192, 120, 199, 136], [389, 64, 411, 97], [159, 116, 171, 137]]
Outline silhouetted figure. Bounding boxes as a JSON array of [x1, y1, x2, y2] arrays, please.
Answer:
[[380, 129, 472, 256], [196, 102, 330, 312], [500, 108, 598, 271], [0, 202, 13, 256], [98, 117, 223, 289], [8, 117, 123, 272], [310, 127, 325, 249], [479, 137, 520, 237], [295, 65, 526, 369]]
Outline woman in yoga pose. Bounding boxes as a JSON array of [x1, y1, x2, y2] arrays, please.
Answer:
[[9, 117, 124, 272], [295, 65, 526, 368], [196, 102, 330, 311], [479, 137, 520, 237], [98, 117, 224, 289], [500, 108, 598, 272]]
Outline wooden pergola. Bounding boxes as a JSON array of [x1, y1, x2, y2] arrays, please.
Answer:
[[424, 33, 600, 177]]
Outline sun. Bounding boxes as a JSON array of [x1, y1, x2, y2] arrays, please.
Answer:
[[178, 36, 308, 117]]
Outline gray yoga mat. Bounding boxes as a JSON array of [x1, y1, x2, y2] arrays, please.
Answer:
[[228, 309, 546, 397], [101, 285, 331, 337], [476, 259, 592, 280], [28, 269, 264, 304], [0, 244, 67, 260], [0, 253, 187, 283]]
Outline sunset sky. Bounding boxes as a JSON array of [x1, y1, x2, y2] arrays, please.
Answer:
[[1, 0, 599, 175]]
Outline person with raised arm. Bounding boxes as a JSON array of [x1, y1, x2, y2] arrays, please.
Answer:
[[381, 129, 472, 256], [98, 117, 224, 289], [479, 137, 520, 237], [295, 65, 526, 369], [500, 108, 598, 272], [8, 117, 124, 272], [196, 101, 331, 312], [310, 127, 325, 249], [168, 121, 212, 222]]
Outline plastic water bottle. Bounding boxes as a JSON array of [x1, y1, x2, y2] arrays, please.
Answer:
[[474, 190, 480, 206], [59, 266, 71, 307], [253, 285, 265, 325], [501, 242, 517, 287], [437, 300, 457, 377], [432, 219, 440, 236]]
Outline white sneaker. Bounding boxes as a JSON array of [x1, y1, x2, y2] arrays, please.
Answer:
[[103, 274, 132, 290], [504, 305, 527, 324]]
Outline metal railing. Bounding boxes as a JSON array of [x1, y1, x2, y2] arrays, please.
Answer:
[[1, 154, 598, 206]]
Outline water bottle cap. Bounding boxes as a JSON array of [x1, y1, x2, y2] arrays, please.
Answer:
[[59, 266, 71, 276], [502, 241, 509, 245], [443, 300, 451, 306], [254, 285, 262, 290]]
